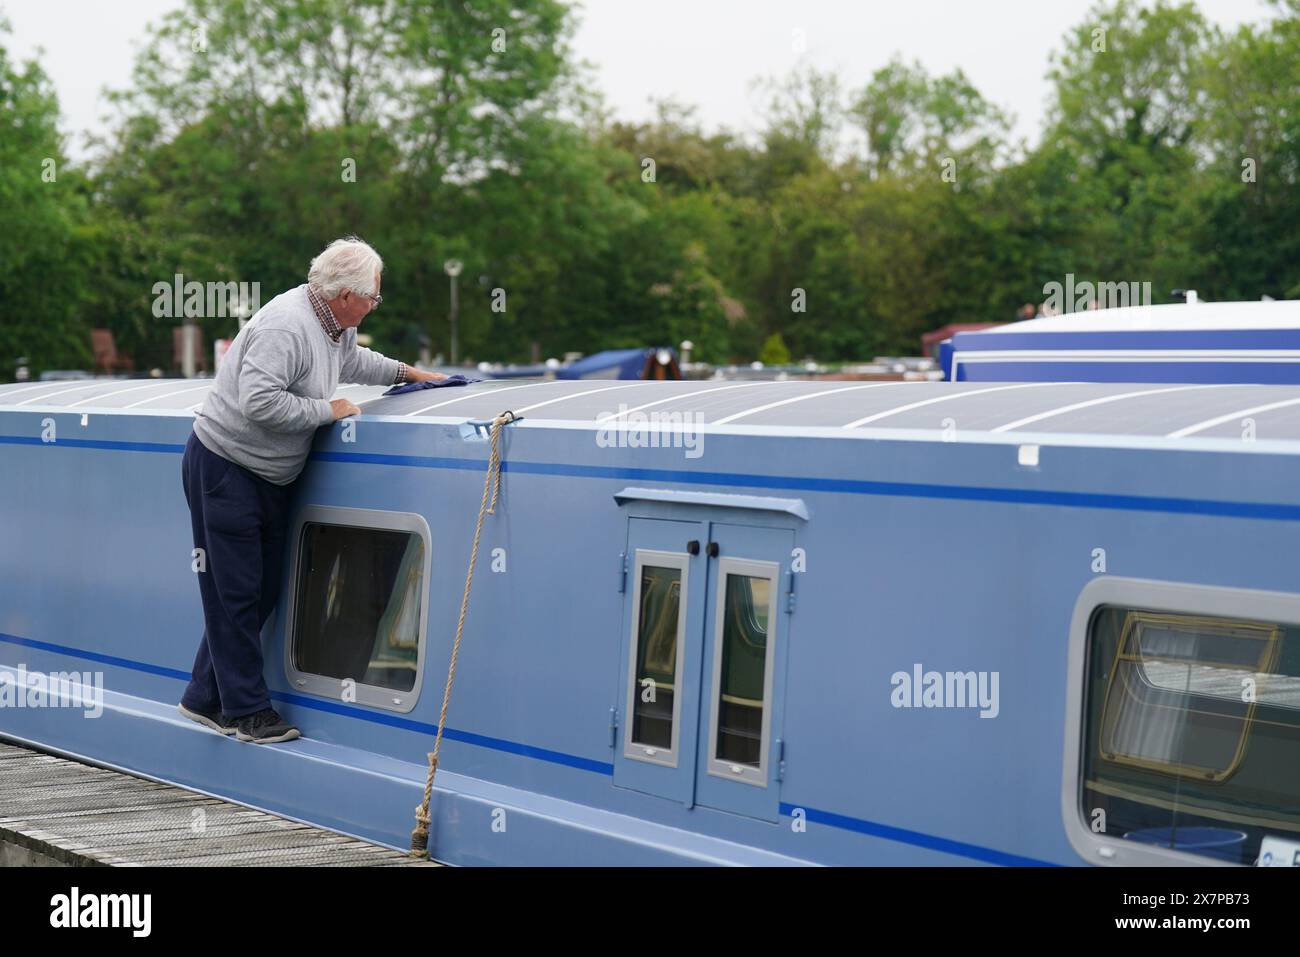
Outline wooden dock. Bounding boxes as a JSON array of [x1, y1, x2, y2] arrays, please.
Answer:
[[0, 741, 438, 866]]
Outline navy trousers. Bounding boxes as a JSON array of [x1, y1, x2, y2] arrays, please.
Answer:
[[179, 430, 293, 719]]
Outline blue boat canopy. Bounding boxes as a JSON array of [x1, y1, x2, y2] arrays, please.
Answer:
[[556, 348, 680, 380]]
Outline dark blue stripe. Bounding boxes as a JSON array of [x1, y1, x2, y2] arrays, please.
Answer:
[[269, 688, 614, 774], [0, 629, 1052, 863], [951, 329, 1300, 351], [312, 450, 488, 472], [3, 432, 1298, 522], [779, 802, 1056, 867], [316, 452, 1300, 522], [0, 435, 184, 454], [441, 727, 614, 774], [0, 631, 613, 776], [0, 631, 191, 680]]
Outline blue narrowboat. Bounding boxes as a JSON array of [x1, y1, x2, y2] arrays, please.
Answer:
[[2, 375, 1300, 866], [945, 299, 1300, 385]]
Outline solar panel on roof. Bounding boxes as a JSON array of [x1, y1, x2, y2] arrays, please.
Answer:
[[4, 378, 1300, 442]]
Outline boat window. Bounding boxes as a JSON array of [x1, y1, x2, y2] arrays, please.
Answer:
[[624, 551, 689, 766], [1083, 606, 1300, 864], [706, 559, 779, 786], [292, 522, 425, 694]]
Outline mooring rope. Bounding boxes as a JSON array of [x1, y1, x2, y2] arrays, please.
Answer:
[[410, 410, 516, 859]]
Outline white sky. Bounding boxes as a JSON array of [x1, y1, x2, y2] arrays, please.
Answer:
[[2, 0, 1279, 161]]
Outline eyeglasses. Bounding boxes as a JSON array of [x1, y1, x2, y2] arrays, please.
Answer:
[[362, 292, 383, 308]]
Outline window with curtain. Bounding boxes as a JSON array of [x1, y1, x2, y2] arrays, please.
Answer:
[[292, 523, 425, 693], [1099, 612, 1280, 778], [715, 574, 771, 767], [630, 564, 683, 751], [1083, 606, 1300, 864]]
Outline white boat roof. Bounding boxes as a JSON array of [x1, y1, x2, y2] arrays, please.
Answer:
[[975, 299, 1300, 333], [4, 378, 1300, 450]]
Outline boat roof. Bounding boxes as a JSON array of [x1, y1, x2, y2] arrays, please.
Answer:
[[976, 299, 1300, 334], [4, 378, 1300, 451]]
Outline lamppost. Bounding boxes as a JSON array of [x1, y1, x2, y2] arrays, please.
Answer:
[[445, 259, 463, 366], [181, 320, 197, 379]]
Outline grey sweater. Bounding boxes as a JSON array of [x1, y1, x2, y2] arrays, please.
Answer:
[[193, 283, 400, 485]]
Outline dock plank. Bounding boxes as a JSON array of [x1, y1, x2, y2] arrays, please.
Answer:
[[0, 742, 438, 867]]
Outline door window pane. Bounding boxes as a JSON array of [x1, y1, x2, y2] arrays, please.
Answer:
[[716, 574, 770, 767], [631, 565, 682, 750]]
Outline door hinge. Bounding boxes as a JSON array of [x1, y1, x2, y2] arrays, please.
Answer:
[[785, 570, 796, 614], [609, 708, 619, 748], [776, 737, 786, 781], [617, 552, 628, 593]]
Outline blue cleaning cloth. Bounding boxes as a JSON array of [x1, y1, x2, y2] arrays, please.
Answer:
[[383, 374, 482, 396]]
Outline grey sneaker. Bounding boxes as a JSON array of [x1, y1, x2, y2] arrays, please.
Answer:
[[178, 702, 237, 735], [234, 708, 301, 744]]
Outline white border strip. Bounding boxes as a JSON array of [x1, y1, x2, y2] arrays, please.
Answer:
[[403, 380, 561, 416], [842, 382, 1059, 428], [13, 382, 111, 406], [121, 384, 211, 409], [67, 382, 174, 407], [512, 383, 647, 414], [990, 385, 1224, 433], [593, 380, 796, 425], [1167, 397, 1300, 438], [714, 382, 909, 426], [1, 382, 102, 403]]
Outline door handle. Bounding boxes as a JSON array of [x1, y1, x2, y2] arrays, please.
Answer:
[[687, 540, 700, 555], [706, 542, 719, 558]]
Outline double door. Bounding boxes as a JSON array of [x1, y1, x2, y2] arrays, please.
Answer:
[[613, 517, 794, 822]]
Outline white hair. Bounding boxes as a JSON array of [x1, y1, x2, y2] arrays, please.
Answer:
[[307, 236, 384, 299]]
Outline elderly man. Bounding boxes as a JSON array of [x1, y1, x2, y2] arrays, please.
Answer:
[[177, 237, 445, 743]]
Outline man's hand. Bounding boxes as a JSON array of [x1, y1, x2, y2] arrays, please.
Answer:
[[408, 369, 450, 383], [330, 398, 362, 420]]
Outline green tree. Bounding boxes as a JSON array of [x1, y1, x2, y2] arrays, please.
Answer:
[[1192, 0, 1300, 297], [850, 57, 1012, 181], [90, 0, 577, 366], [758, 333, 791, 365], [0, 17, 93, 378], [1043, 0, 1213, 290]]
